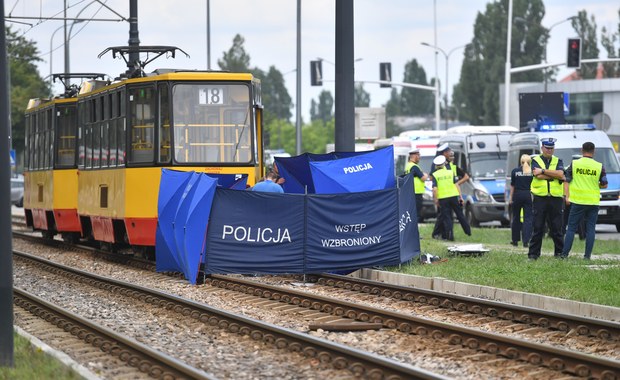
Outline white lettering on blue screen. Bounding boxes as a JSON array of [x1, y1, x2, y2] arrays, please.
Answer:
[[222, 225, 291, 243], [334, 224, 366, 233], [343, 162, 373, 174]]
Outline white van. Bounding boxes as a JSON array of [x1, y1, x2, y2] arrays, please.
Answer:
[[439, 126, 518, 226], [506, 124, 620, 231]]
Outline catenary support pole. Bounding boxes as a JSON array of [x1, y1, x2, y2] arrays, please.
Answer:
[[334, 0, 355, 152], [0, 0, 15, 367]]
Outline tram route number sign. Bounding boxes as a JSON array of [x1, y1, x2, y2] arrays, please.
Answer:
[[199, 87, 225, 105]]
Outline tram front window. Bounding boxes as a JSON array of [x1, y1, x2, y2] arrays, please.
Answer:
[[172, 83, 253, 164]]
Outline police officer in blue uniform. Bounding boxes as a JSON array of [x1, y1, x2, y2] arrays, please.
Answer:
[[528, 138, 565, 260], [509, 154, 533, 247]]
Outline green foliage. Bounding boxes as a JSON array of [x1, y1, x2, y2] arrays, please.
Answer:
[[386, 59, 433, 117], [218, 35, 293, 147], [397, 224, 620, 307], [6, 27, 51, 165], [310, 90, 334, 126], [455, 0, 546, 124], [302, 118, 335, 153], [600, 10, 619, 78], [0, 333, 82, 380], [354, 83, 370, 107], [217, 34, 251, 72], [572, 10, 601, 79]]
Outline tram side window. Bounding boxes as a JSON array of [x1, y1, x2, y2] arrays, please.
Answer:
[[117, 90, 126, 166], [128, 87, 155, 164], [158, 83, 171, 164], [100, 95, 109, 168], [56, 105, 77, 168]]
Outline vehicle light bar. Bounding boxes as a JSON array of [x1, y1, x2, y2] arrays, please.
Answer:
[[537, 123, 595, 132]]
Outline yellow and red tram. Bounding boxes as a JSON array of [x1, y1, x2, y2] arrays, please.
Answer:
[[25, 65, 264, 255]]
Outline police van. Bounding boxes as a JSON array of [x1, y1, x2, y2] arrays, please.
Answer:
[[505, 124, 620, 231], [438, 126, 518, 226]]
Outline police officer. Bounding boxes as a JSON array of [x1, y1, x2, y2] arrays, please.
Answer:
[[431, 143, 470, 238], [509, 154, 533, 247], [404, 148, 429, 223], [432, 155, 471, 241], [561, 142, 608, 260], [528, 137, 565, 260]]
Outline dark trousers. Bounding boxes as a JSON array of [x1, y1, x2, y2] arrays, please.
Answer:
[[435, 196, 471, 240], [415, 193, 423, 222], [562, 204, 599, 259], [563, 203, 585, 240], [528, 195, 564, 259], [511, 191, 532, 245]]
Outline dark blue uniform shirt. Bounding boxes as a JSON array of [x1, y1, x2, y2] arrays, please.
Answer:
[[510, 166, 533, 192]]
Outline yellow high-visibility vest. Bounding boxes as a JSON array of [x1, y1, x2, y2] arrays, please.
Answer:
[[531, 155, 563, 197], [434, 167, 459, 199], [570, 157, 602, 205]]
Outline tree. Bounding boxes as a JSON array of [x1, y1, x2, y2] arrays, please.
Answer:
[[310, 90, 333, 126], [218, 35, 293, 146], [600, 9, 619, 78], [400, 59, 433, 115], [572, 10, 601, 80], [455, 0, 546, 125], [6, 27, 51, 166], [253, 66, 293, 126], [217, 34, 251, 72], [354, 83, 370, 107]]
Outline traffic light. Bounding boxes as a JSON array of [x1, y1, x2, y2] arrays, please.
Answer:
[[379, 62, 391, 88], [310, 60, 323, 86], [566, 38, 581, 69]]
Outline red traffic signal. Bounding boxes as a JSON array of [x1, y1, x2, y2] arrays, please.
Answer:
[[566, 38, 581, 69]]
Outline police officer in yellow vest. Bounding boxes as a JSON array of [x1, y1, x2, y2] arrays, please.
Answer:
[[431, 143, 470, 238], [561, 142, 608, 259], [528, 137, 565, 260], [432, 155, 471, 241], [404, 148, 429, 223]]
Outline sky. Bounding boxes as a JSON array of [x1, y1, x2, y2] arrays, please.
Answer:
[[6, 0, 620, 123]]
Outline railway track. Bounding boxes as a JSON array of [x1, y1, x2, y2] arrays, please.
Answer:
[[14, 288, 214, 380], [14, 250, 444, 380], [12, 231, 620, 378], [207, 275, 619, 379]]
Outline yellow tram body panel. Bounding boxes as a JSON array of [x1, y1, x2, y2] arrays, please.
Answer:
[[24, 170, 53, 211], [53, 169, 79, 209], [78, 165, 258, 246]]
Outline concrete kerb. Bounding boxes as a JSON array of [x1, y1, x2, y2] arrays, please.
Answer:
[[354, 268, 620, 322], [14, 326, 101, 380]]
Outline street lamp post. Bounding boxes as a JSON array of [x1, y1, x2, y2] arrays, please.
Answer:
[[421, 42, 468, 129], [504, 0, 514, 126]]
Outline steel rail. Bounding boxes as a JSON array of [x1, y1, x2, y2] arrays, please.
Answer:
[[209, 275, 620, 380], [318, 273, 620, 341], [14, 251, 447, 380], [14, 287, 215, 380]]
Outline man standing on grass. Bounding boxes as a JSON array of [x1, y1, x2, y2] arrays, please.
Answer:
[[561, 142, 607, 260], [404, 148, 428, 223], [528, 138, 565, 260]]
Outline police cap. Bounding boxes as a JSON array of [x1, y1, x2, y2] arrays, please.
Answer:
[[437, 143, 450, 153], [541, 137, 557, 148], [433, 155, 446, 166]]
